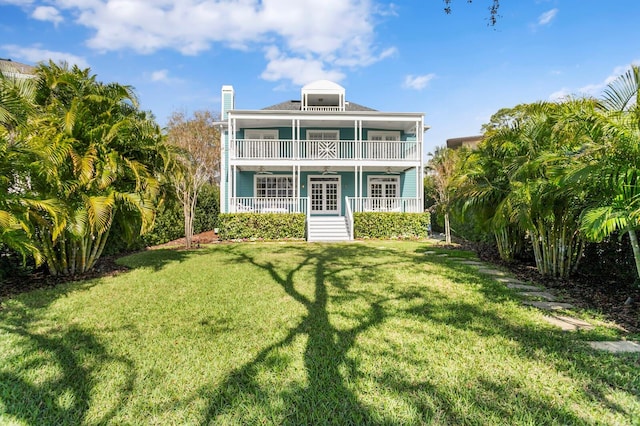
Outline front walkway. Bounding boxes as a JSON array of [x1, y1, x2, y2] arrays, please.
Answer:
[[423, 247, 640, 354]]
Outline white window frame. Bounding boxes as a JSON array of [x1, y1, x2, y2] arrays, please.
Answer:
[[306, 130, 339, 140], [254, 174, 294, 198], [367, 130, 400, 141], [245, 129, 278, 139], [367, 175, 400, 198], [308, 175, 341, 215]]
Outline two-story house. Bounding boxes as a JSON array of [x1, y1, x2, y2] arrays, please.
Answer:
[[219, 80, 427, 241]]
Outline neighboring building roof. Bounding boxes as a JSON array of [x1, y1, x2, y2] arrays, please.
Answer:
[[0, 58, 36, 76], [446, 135, 483, 150], [262, 100, 376, 112]]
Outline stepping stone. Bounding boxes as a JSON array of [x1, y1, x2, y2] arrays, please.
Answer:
[[436, 253, 449, 257], [518, 291, 557, 301], [477, 268, 508, 276], [507, 283, 542, 291], [588, 341, 640, 353], [496, 277, 525, 284], [523, 301, 574, 310], [459, 260, 484, 266], [543, 315, 594, 331], [423, 251, 437, 255]]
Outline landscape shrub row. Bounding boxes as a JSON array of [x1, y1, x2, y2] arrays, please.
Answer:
[[354, 212, 431, 239], [218, 213, 306, 240]]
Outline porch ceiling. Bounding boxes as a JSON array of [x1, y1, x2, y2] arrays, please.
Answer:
[[236, 165, 413, 173], [232, 116, 421, 133]]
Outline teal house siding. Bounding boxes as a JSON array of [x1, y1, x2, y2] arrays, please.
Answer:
[[401, 168, 417, 198]]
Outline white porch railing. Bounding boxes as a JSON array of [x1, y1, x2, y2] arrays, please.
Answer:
[[347, 197, 422, 213], [302, 106, 343, 112], [231, 197, 308, 214], [344, 196, 354, 240], [232, 139, 419, 161]]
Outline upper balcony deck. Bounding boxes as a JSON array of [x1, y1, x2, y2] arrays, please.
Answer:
[[229, 138, 420, 161]]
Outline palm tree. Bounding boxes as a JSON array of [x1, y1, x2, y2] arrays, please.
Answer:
[[0, 69, 48, 264], [21, 61, 167, 275], [573, 65, 640, 288]]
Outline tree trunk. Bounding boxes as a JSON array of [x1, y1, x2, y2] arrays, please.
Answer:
[[628, 228, 640, 286], [444, 212, 451, 244]]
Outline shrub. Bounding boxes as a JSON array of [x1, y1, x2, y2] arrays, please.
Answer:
[[218, 213, 306, 240], [354, 212, 431, 239]]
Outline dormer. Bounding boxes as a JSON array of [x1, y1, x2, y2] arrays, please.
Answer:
[[301, 80, 345, 112]]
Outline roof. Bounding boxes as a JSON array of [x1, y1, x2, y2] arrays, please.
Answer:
[[446, 135, 483, 149], [262, 100, 376, 112], [301, 79, 345, 93], [0, 58, 36, 76]]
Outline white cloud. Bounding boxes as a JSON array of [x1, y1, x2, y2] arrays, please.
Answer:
[[548, 88, 571, 101], [537, 8, 558, 26], [1, 44, 89, 68], [32, 6, 63, 25], [150, 69, 183, 84], [403, 74, 436, 90], [260, 47, 345, 86], [37, 0, 394, 85], [549, 60, 640, 100], [151, 69, 170, 82]]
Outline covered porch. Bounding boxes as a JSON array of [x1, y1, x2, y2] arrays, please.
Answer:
[[225, 164, 424, 216]]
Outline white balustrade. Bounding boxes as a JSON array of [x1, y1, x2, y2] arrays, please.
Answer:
[[231, 139, 419, 161], [231, 197, 307, 214], [347, 197, 422, 213]]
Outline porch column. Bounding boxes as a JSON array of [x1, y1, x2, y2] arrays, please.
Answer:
[[232, 165, 237, 211]]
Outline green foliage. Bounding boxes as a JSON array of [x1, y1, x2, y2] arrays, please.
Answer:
[[193, 183, 220, 234], [354, 212, 430, 239], [218, 213, 306, 240], [103, 183, 220, 254]]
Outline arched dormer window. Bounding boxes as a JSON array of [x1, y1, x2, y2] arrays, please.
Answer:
[[301, 80, 345, 112]]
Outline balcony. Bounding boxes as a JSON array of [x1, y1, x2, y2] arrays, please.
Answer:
[[231, 139, 419, 161]]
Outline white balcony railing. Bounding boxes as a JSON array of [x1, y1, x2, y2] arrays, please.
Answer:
[[302, 106, 343, 112], [231, 139, 419, 161], [231, 197, 308, 214], [347, 197, 422, 213]]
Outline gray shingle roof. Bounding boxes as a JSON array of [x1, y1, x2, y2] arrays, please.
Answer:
[[0, 58, 36, 76], [262, 100, 376, 112]]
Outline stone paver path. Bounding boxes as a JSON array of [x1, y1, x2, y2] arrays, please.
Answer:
[[518, 291, 557, 301], [477, 268, 509, 277], [543, 315, 594, 331], [506, 283, 542, 291], [523, 301, 575, 310], [445, 254, 640, 352], [588, 341, 640, 353]]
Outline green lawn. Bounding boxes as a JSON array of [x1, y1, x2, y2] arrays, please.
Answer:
[[1, 241, 638, 425]]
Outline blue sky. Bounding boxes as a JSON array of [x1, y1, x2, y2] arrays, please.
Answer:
[[1, 0, 639, 154]]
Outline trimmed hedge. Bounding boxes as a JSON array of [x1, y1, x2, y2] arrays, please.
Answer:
[[354, 212, 431, 239], [218, 213, 306, 240]]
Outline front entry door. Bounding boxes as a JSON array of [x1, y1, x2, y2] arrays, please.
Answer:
[[309, 176, 340, 215]]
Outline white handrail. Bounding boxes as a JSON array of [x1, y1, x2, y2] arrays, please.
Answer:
[[345, 196, 354, 240]]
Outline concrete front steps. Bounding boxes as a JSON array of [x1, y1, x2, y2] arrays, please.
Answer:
[[307, 216, 350, 242]]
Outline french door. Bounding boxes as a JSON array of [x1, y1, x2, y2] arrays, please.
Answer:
[[309, 176, 340, 215]]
